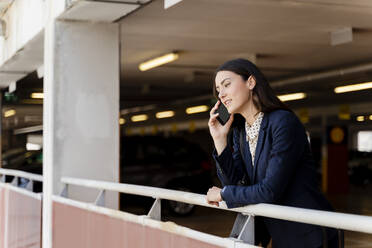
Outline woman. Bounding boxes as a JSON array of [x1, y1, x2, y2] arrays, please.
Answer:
[[206, 58, 340, 247]]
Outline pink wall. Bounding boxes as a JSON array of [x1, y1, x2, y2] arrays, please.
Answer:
[[0, 187, 6, 248], [0, 187, 223, 248], [53, 202, 222, 248], [0, 186, 41, 248]]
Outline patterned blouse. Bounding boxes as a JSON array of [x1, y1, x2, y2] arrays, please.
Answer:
[[244, 112, 264, 167]]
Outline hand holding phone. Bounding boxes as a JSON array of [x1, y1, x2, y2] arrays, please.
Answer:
[[209, 101, 233, 155], [214, 102, 230, 125]]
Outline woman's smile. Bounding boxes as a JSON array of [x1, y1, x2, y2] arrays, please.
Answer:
[[223, 99, 232, 107]]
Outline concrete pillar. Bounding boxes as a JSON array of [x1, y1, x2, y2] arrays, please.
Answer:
[[43, 18, 120, 247], [52, 20, 119, 207]]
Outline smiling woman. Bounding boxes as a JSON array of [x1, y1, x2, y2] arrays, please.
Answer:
[[207, 58, 342, 248]]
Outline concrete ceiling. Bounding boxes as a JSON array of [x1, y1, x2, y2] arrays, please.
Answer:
[[119, 0, 372, 107], [3, 0, 372, 131]]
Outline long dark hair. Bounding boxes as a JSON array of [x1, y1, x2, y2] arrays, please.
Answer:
[[213, 58, 290, 127]]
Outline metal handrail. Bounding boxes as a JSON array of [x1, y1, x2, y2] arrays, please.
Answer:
[[61, 176, 372, 234], [52, 195, 257, 248], [0, 168, 43, 182]]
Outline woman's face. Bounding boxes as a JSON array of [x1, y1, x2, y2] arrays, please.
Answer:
[[215, 70, 253, 114]]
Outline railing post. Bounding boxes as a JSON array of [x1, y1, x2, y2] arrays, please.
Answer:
[[59, 184, 68, 197], [11, 176, 18, 186], [147, 198, 161, 221], [26, 180, 34, 191], [94, 190, 106, 207], [229, 214, 255, 245], [238, 215, 255, 244]]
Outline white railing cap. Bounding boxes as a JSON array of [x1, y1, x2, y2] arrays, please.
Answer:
[[0, 168, 43, 182]]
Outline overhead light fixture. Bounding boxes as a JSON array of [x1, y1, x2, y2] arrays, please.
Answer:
[[26, 143, 41, 151], [9, 81, 16, 93], [139, 52, 179, 71], [356, 116, 365, 122], [334, 82, 372, 93], [369, 115, 372, 121], [278, 93, 307, 102], [131, 114, 148, 122], [31, 93, 44, 99], [186, 105, 209, 114], [156, 110, 175, 119], [4, 109, 16, 118], [119, 118, 125, 125]]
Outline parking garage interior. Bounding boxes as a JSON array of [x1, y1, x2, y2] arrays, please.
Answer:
[[1, 0, 372, 247]]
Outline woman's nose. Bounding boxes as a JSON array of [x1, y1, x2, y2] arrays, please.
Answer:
[[218, 89, 225, 99]]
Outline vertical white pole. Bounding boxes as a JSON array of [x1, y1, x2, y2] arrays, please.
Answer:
[[43, 0, 57, 247]]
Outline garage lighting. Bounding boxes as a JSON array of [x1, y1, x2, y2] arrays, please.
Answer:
[[119, 118, 125, 125], [334, 82, 372, 93], [278, 93, 307, 102], [370, 115, 372, 121], [31, 93, 44, 99], [139, 52, 179, 71], [156, 110, 175, 119], [186, 105, 209, 114], [4, 109, 16, 118], [356, 116, 365, 122], [131, 114, 148, 122], [26, 143, 41, 151]]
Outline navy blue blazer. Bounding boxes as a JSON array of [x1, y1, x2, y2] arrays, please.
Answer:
[[214, 110, 337, 248]]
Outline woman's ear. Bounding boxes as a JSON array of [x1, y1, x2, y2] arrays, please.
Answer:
[[247, 75, 256, 90]]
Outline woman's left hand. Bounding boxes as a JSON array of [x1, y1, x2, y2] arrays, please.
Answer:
[[206, 186, 222, 207]]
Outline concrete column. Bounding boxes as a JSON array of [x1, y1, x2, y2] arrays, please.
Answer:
[[52, 20, 120, 207], [43, 18, 120, 248]]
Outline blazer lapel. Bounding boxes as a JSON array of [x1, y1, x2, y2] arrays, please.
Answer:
[[240, 128, 254, 180], [252, 114, 268, 183]]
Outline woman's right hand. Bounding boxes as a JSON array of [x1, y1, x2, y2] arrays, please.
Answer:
[[208, 101, 234, 155]]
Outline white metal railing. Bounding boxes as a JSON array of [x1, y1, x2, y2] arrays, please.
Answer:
[[0, 168, 43, 191], [52, 195, 256, 248], [60, 177, 259, 247], [60, 176, 372, 245]]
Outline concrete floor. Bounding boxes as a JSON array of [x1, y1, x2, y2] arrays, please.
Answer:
[[327, 185, 372, 248]]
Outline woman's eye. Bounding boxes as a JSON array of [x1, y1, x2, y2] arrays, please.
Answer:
[[225, 82, 231, 87]]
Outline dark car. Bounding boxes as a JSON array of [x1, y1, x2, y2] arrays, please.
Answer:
[[120, 135, 213, 215]]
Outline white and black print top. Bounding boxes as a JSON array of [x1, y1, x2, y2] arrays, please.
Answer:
[[244, 112, 264, 167]]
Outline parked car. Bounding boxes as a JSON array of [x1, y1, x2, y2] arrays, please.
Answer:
[[120, 135, 213, 216]]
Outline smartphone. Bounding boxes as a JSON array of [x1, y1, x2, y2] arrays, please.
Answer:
[[214, 102, 230, 125]]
